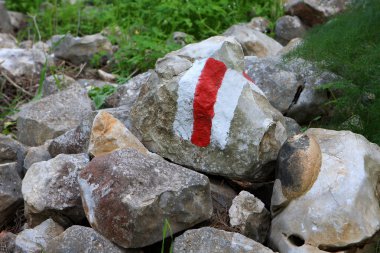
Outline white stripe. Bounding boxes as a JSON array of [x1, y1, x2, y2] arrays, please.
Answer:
[[211, 69, 248, 149], [173, 59, 207, 140]]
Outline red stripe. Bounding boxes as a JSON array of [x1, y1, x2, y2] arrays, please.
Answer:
[[243, 71, 254, 83], [191, 58, 227, 147]]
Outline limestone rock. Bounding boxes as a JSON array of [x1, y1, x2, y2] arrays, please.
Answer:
[[270, 129, 380, 252], [7, 11, 27, 32], [52, 33, 113, 65], [284, 117, 302, 137], [0, 33, 17, 48], [45, 226, 134, 253], [0, 134, 27, 175], [275, 15, 307, 45], [130, 36, 288, 181], [77, 79, 116, 89], [88, 111, 147, 157], [42, 74, 78, 97], [0, 162, 22, 225], [0, 1, 13, 34], [284, 0, 350, 26], [78, 149, 212, 248], [0, 231, 16, 253], [223, 24, 283, 57], [171, 31, 189, 46], [248, 17, 271, 33], [17, 86, 93, 146], [229, 191, 271, 243], [173, 227, 274, 253], [277, 38, 303, 56], [24, 140, 52, 170], [22, 154, 89, 227], [14, 219, 64, 253]]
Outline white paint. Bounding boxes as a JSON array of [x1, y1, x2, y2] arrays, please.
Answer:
[[78, 176, 99, 225], [173, 59, 207, 140]]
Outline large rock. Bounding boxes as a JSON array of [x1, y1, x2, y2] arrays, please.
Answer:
[[14, 218, 64, 253], [130, 36, 288, 181], [0, 231, 16, 253], [52, 33, 113, 65], [24, 140, 52, 170], [42, 74, 78, 97], [275, 15, 307, 45], [0, 134, 27, 175], [0, 1, 13, 34], [22, 153, 89, 227], [173, 227, 274, 253], [17, 86, 93, 146], [0, 162, 22, 225], [45, 226, 134, 253], [270, 129, 380, 252], [284, 0, 350, 26], [223, 24, 283, 57], [0, 33, 17, 48], [78, 149, 213, 248]]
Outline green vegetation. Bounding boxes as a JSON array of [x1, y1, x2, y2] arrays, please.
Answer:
[[87, 85, 116, 109], [286, 0, 380, 145]]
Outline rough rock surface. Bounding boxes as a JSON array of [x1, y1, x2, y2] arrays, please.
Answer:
[[248, 17, 270, 33], [0, 231, 16, 253], [52, 33, 113, 65], [45, 226, 133, 253], [88, 111, 148, 157], [14, 219, 64, 253], [173, 227, 274, 253], [78, 149, 213, 248], [77, 79, 116, 89], [277, 37, 303, 56], [223, 24, 283, 57], [0, 33, 17, 48], [210, 178, 237, 211], [275, 15, 307, 45], [270, 129, 380, 252], [131, 36, 288, 181], [22, 154, 89, 227], [7, 11, 27, 32], [0, 134, 27, 175], [284, 0, 350, 26], [24, 140, 52, 170], [229, 191, 271, 243], [17, 86, 93, 146], [0, 162, 22, 225], [42, 74, 78, 97], [0, 1, 13, 34]]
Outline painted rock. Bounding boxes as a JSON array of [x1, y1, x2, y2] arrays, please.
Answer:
[[271, 133, 321, 214], [130, 36, 288, 181]]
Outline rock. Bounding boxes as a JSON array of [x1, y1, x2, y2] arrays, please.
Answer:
[[19, 40, 32, 49], [17, 86, 93, 146], [284, 117, 302, 137], [229, 191, 271, 243], [0, 33, 17, 48], [284, 0, 350, 26], [77, 79, 117, 89], [52, 33, 113, 65], [277, 37, 303, 55], [0, 162, 22, 225], [130, 36, 288, 181], [0, 231, 16, 253], [45, 225, 134, 253], [24, 140, 52, 170], [155, 55, 192, 79], [0, 48, 51, 83], [248, 17, 271, 33], [275, 15, 307, 45], [173, 227, 274, 253], [270, 129, 380, 252], [42, 74, 78, 97], [223, 24, 283, 57], [32, 41, 50, 53], [172, 31, 189, 46], [7, 11, 27, 32], [88, 111, 148, 157], [78, 149, 212, 248], [14, 218, 64, 253], [22, 153, 89, 227], [210, 178, 237, 211], [0, 1, 13, 34], [0, 134, 28, 175]]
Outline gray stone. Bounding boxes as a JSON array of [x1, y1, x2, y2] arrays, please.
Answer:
[[51, 34, 113, 65], [284, 117, 302, 137], [130, 36, 288, 181], [45, 225, 133, 253], [76, 79, 116, 89], [22, 154, 89, 227], [0, 33, 17, 49], [248, 17, 270, 33], [24, 140, 52, 170], [0, 1, 13, 34], [223, 24, 283, 57], [0, 162, 22, 225], [172, 31, 189, 46], [155, 55, 192, 79], [14, 219, 64, 253], [210, 178, 237, 211], [173, 227, 274, 253], [78, 149, 213, 248], [17, 86, 93, 146], [7, 11, 27, 32], [229, 191, 271, 243], [270, 129, 380, 252], [277, 37, 303, 56], [0, 134, 28, 175], [0, 231, 16, 253], [42, 74, 78, 97], [275, 15, 307, 45]]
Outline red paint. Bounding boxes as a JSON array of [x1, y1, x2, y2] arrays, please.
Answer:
[[191, 58, 227, 147], [243, 71, 255, 83]]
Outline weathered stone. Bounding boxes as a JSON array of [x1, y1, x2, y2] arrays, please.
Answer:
[[52, 33, 113, 65], [277, 37, 303, 56], [33, 41, 50, 53], [130, 36, 288, 181], [210, 178, 237, 211], [14, 219, 64, 253], [155, 55, 192, 79], [45, 226, 134, 253], [77, 79, 116, 89], [0, 134, 28, 175], [97, 69, 116, 82], [24, 140, 52, 170], [275, 15, 307, 45], [284, 0, 350, 26], [224, 24, 283, 57], [173, 227, 274, 253], [0, 33, 17, 49], [172, 31, 189, 46], [248, 17, 271, 33], [22, 154, 89, 227], [0, 1, 13, 34], [7, 11, 27, 32], [42, 74, 78, 97], [78, 149, 212, 248], [17, 86, 93, 146], [0, 162, 22, 225], [229, 191, 271, 243], [88, 111, 148, 157], [270, 129, 380, 252], [0, 231, 16, 253]]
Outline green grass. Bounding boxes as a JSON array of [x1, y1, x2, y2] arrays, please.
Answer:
[[286, 0, 380, 145]]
